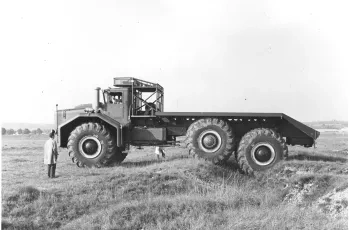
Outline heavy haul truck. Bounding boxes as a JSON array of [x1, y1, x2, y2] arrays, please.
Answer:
[[56, 77, 320, 174]]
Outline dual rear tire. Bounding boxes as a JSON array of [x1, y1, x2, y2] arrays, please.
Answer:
[[236, 128, 288, 175], [185, 120, 288, 174], [185, 118, 235, 164]]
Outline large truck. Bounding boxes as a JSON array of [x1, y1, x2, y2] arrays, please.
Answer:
[[56, 77, 320, 174]]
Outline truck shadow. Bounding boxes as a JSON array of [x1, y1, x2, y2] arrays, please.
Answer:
[[114, 155, 243, 172], [287, 152, 347, 163], [220, 160, 242, 173], [119, 160, 159, 168], [116, 155, 193, 168]]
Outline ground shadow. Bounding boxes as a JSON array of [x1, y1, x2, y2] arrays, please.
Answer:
[[109, 154, 192, 168], [118, 160, 160, 168], [220, 159, 242, 173], [108, 154, 244, 173], [287, 152, 347, 163]]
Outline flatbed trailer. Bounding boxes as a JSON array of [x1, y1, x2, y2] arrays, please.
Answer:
[[137, 112, 318, 146], [56, 77, 320, 174]]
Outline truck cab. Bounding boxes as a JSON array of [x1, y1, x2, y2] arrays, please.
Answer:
[[94, 77, 164, 125]]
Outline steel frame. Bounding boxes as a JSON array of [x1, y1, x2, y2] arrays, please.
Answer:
[[127, 78, 164, 116]]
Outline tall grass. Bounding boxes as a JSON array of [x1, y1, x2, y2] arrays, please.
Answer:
[[2, 158, 347, 229], [2, 134, 348, 229]]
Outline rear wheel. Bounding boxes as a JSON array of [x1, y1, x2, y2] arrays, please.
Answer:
[[67, 122, 116, 167], [185, 121, 197, 140], [185, 118, 235, 164], [237, 128, 288, 175]]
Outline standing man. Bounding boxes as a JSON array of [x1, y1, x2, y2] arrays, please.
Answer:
[[155, 146, 166, 160], [44, 130, 58, 178]]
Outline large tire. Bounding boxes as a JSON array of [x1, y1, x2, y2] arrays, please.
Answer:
[[184, 121, 197, 150], [237, 128, 288, 175], [67, 122, 116, 168], [185, 118, 235, 164]]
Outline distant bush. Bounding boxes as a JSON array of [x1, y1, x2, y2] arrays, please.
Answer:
[[1, 128, 46, 135], [305, 121, 348, 130], [36, 128, 43, 135], [23, 128, 30, 134], [6, 129, 15, 135]]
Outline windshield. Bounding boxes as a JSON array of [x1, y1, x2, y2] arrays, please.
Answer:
[[103, 90, 123, 104]]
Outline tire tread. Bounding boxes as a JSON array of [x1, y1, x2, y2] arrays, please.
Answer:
[[185, 118, 235, 164], [67, 122, 116, 168], [236, 128, 288, 175]]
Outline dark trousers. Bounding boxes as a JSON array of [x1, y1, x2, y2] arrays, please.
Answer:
[[47, 164, 56, 178]]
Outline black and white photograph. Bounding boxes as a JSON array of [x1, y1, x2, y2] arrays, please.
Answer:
[[1, 0, 348, 229]]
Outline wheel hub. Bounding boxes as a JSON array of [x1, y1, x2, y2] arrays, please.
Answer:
[[251, 143, 276, 166], [82, 139, 98, 155], [198, 130, 222, 153], [202, 134, 218, 149], [78, 136, 102, 159], [254, 146, 271, 163]]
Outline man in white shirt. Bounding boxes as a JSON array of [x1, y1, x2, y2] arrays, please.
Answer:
[[44, 130, 58, 178], [155, 146, 166, 160]]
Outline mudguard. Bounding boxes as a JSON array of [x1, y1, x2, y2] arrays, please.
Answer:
[[58, 113, 122, 148]]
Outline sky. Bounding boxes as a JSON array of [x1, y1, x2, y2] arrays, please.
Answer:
[[0, 0, 349, 124]]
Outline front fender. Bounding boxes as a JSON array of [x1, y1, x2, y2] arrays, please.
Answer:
[[58, 113, 122, 148]]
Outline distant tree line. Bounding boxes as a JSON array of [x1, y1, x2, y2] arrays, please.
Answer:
[[305, 120, 348, 130], [1, 128, 51, 135]]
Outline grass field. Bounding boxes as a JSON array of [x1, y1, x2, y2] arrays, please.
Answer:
[[1, 132, 348, 230]]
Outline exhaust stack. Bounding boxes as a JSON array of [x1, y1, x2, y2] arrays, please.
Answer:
[[93, 87, 101, 111]]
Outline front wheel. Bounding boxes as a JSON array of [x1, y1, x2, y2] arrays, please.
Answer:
[[236, 128, 288, 175], [67, 122, 116, 167]]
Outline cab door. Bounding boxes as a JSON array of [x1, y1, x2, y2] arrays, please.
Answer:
[[107, 103, 124, 119], [106, 92, 124, 120], [105, 88, 130, 124]]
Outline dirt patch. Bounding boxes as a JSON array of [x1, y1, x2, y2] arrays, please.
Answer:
[[279, 163, 348, 176], [283, 179, 315, 204], [317, 188, 348, 217]]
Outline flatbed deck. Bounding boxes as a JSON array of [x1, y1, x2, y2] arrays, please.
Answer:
[[154, 112, 320, 142]]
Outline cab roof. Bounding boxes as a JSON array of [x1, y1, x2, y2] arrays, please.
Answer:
[[113, 77, 163, 93]]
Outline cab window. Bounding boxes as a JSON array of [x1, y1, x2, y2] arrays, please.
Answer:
[[109, 92, 123, 104]]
